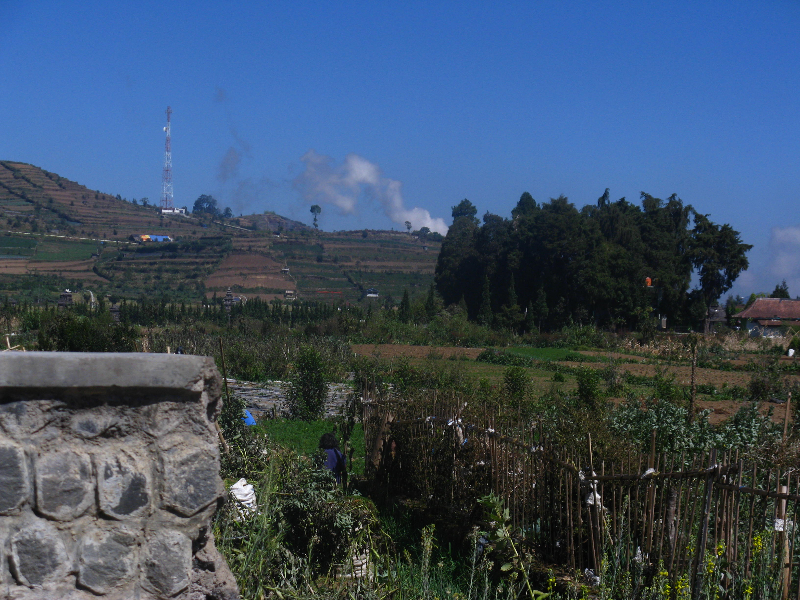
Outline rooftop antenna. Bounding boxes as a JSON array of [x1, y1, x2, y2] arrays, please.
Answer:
[[160, 106, 173, 210]]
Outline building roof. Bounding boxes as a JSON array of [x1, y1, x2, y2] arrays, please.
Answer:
[[734, 298, 800, 320]]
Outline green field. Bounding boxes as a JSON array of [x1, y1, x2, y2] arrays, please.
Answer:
[[505, 346, 588, 361], [33, 238, 98, 261], [255, 419, 365, 475], [0, 235, 37, 257]]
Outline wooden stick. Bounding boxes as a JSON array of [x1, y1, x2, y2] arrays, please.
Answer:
[[691, 449, 717, 600], [784, 391, 792, 442], [216, 338, 231, 454]]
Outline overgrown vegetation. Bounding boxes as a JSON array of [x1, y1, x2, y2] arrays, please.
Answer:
[[3, 296, 799, 599]]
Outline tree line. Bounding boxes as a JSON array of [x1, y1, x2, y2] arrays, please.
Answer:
[[435, 190, 752, 331]]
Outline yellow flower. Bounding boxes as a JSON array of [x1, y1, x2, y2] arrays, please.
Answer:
[[675, 575, 690, 600], [752, 533, 764, 555], [706, 557, 716, 575], [716, 541, 725, 557], [547, 571, 556, 593]]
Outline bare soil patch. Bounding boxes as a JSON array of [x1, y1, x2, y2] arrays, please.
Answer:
[[205, 253, 294, 290]]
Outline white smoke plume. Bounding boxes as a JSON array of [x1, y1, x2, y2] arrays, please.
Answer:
[[293, 150, 449, 235], [769, 225, 800, 294]]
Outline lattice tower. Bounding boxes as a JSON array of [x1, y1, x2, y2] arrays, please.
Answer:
[[161, 106, 173, 210]]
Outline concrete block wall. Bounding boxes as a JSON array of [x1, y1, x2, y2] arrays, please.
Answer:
[[0, 352, 239, 600]]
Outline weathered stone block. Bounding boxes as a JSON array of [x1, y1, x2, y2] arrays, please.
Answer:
[[161, 446, 222, 517], [78, 528, 138, 594], [36, 449, 94, 520], [71, 409, 116, 439], [0, 352, 237, 599], [0, 443, 27, 515], [10, 520, 68, 587], [142, 529, 191, 597], [97, 451, 150, 520]]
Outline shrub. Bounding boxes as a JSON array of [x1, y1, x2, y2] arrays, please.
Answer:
[[576, 368, 603, 410], [37, 312, 137, 352], [503, 366, 530, 408], [285, 345, 328, 420]]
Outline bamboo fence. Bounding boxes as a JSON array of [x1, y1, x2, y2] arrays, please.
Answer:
[[363, 395, 800, 599]]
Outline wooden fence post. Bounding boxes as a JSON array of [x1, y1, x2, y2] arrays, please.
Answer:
[[692, 449, 717, 600], [778, 480, 790, 600]]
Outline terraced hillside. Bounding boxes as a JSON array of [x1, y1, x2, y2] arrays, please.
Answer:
[[0, 162, 442, 304]]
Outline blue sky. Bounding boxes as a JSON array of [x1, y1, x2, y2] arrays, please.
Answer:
[[1, 1, 799, 299]]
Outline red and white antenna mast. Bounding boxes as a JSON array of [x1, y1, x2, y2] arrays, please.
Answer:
[[160, 106, 173, 210]]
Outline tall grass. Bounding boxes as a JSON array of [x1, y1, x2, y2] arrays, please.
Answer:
[[214, 430, 552, 600]]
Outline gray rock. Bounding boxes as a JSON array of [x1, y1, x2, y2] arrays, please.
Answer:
[[0, 443, 27, 515], [10, 520, 68, 587], [143, 529, 191, 597], [189, 531, 240, 600], [161, 446, 222, 517], [78, 528, 138, 595], [97, 451, 150, 520], [71, 408, 118, 439], [36, 449, 94, 520]]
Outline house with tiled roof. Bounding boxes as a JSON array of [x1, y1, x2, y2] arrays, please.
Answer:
[[734, 298, 800, 336]]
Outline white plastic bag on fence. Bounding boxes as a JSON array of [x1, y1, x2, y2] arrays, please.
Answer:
[[229, 478, 257, 520]]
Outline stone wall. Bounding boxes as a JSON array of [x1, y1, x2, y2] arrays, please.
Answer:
[[0, 352, 239, 600]]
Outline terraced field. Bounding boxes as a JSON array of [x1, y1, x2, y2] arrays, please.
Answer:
[[0, 161, 442, 304]]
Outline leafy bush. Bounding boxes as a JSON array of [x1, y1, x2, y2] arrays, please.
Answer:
[[36, 311, 138, 352], [651, 368, 685, 403], [609, 398, 781, 455], [748, 358, 786, 402], [553, 323, 609, 349], [576, 368, 603, 410], [503, 366, 530, 408], [476, 348, 532, 367], [285, 345, 328, 420]]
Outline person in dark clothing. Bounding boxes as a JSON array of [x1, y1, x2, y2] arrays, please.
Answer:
[[319, 432, 346, 484]]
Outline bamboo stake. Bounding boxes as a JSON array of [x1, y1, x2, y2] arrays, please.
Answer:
[[691, 449, 717, 600], [778, 476, 790, 600], [733, 456, 742, 567], [668, 450, 686, 576], [216, 338, 231, 454], [745, 463, 758, 577], [784, 391, 792, 442], [792, 476, 800, 600]]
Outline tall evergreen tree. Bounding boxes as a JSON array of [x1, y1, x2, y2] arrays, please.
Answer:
[[477, 275, 493, 326], [398, 289, 412, 324]]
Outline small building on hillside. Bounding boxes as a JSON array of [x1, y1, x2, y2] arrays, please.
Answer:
[[58, 289, 73, 309], [365, 288, 379, 298], [734, 298, 800, 337], [284, 290, 296, 300], [132, 234, 172, 243], [161, 207, 186, 215]]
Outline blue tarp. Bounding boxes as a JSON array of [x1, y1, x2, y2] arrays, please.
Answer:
[[241, 409, 256, 426]]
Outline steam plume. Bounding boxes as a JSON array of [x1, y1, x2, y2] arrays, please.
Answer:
[[293, 150, 448, 235], [769, 225, 800, 293]]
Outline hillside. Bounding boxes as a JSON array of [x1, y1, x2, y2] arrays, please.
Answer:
[[0, 162, 441, 305]]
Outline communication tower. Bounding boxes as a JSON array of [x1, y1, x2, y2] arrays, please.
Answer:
[[160, 106, 173, 210]]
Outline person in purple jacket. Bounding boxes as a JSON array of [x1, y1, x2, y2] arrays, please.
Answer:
[[319, 432, 346, 484]]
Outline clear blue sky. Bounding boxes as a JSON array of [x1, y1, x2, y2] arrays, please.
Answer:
[[2, 1, 799, 299]]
